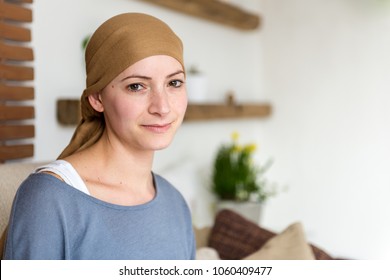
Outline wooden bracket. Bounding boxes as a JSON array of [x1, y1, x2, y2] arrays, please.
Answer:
[[57, 99, 81, 125]]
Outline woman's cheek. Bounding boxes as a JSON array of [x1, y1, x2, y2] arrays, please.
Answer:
[[177, 96, 188, 119]]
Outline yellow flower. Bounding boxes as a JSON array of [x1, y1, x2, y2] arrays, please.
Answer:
[[244, 143, 257, 153], [232, 145, 242, 152], [231, 131, 239, 142]]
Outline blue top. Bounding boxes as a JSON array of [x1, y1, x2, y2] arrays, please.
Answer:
[[4, 173, 195, 260]]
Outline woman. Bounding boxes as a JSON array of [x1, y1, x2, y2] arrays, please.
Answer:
[[4, 13, 195, 259]]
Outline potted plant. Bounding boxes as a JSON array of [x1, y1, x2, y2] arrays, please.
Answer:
[[211, 132, 276, 224]]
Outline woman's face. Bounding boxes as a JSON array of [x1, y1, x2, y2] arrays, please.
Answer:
[[92, 55, 187, 152]]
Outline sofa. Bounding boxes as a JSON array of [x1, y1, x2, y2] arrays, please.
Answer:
[[0, 162, 335, 260]]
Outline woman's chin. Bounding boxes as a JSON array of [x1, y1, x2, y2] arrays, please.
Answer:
[[143, 137, 174, 151]]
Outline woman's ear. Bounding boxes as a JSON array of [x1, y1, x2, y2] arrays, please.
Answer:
[[88, 92, 104, 112]]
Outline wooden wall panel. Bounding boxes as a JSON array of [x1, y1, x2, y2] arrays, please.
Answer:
[[0, 22, 31, 41], [0, 42, 34, 61], [0, 0, 34, 162], [0, 2, 32, 22], [0, 64, 34, 80], [0, 105, 34, 120], [0, 125, 34, 140], [0, 84, 34, 100], [0, 144, 34, 161]]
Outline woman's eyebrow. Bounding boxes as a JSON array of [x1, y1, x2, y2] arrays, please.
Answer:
[[121, 75, 152, 82], [167, 70, 185, 78], [121, 70, 184, 82]]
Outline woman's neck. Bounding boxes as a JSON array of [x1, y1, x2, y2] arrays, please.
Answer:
[[64, 133, 156, 206]]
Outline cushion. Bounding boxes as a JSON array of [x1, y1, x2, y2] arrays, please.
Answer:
[[208, 209, 333, 260], [196, 247, 220, 260], [0, 162, 43, 233], [208, 209, 275, 259], [310, 244, 334, 260], [243, 222, 315, 260], [194, 226, 212, 249]]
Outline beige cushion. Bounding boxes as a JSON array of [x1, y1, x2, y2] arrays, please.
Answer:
[[194, 226, 212, 249], [0, 162, 45, 259], [196, 247, 220, 260], [244, 222, 315, 260], [0, 162, 43, 232]]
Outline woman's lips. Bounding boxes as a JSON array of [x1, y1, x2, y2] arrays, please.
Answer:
[[142, 123, 172, 133]]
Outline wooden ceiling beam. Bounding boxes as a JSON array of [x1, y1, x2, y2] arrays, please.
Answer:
[[138, 0, 260, 30]]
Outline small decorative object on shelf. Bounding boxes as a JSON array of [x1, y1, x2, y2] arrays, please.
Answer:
[[211, 132, 277, 224], [186, 66, 208, 103]]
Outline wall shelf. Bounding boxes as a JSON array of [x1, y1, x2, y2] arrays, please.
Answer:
[[184, 103, 271, 121], [56, 99, 272, 125]]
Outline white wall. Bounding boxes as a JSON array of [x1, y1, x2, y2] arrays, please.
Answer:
[[260, 0, 390, 260], [30, 0, 390, 259]]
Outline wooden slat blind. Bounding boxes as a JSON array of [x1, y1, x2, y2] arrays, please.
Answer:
[[0, 0, 34, 162]]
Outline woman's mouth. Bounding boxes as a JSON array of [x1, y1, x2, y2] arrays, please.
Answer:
[[141, 123, 172, 133]]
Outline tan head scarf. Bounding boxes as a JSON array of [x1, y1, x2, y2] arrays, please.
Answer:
[[58, 13, 184, 159]]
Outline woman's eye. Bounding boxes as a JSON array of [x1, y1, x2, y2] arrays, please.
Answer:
[[169, 80, 183, 88], [127, 83, 144, 92]]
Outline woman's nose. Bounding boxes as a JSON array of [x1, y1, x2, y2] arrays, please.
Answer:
[[148, 88, 171, 116]]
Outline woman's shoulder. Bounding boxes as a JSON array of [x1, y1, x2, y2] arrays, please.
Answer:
[[153, 173, 190, 208], [153, 173, 180, 194], [15, 172, 78, 205], [19, 172, 65, 189]]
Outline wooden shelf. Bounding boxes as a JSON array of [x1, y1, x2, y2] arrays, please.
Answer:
[[184, 103, 271, 121], [56, 99, 271, 125]]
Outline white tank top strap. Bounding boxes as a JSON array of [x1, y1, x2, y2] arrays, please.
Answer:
[[35, 160, 90, 195]]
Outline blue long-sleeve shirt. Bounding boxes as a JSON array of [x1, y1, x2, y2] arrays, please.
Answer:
[[4, 172, 195, 260]]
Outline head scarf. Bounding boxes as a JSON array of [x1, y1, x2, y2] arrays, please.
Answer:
[[58, 13, 184, 159]]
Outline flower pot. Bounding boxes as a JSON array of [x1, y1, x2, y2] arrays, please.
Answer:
[[215, 200, 264, 225]]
